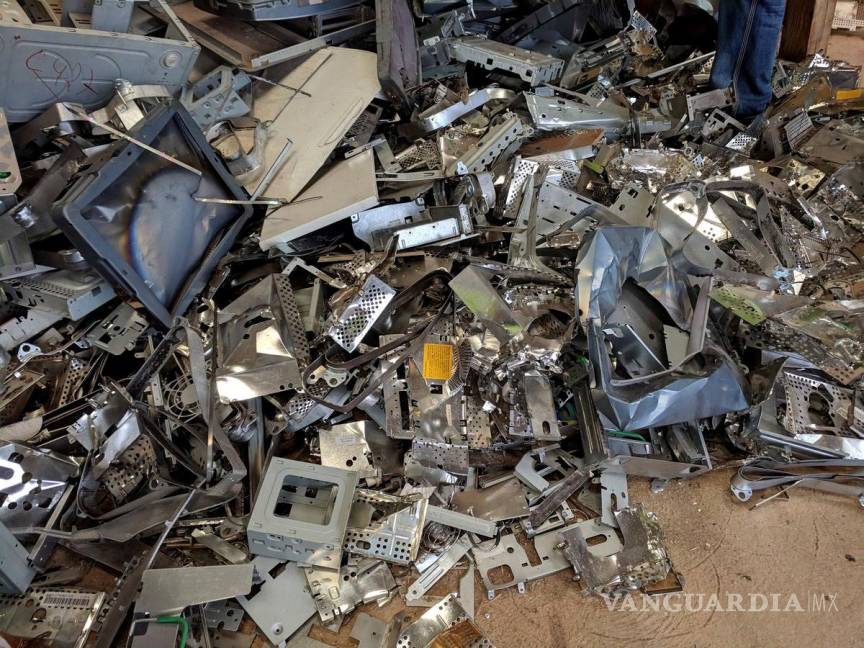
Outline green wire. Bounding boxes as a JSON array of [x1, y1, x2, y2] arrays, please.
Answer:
[[156, 616, 189, 648], [609, 429, 646, 441]]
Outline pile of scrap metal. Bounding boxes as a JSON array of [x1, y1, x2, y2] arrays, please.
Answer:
[[0, 0, 864, 645]]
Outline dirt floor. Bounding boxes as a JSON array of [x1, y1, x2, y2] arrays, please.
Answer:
[[300, 467, 864, 648]]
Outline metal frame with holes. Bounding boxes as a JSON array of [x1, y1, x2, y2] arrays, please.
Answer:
[[247, 458, 358, 568]]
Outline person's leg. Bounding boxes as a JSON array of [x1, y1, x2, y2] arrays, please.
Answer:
[[709, 0, 750, 93], [709, 0, 786, 118], [734, 0, 786, 116]]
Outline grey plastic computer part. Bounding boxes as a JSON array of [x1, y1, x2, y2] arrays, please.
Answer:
[[247, 458, 358, 568]]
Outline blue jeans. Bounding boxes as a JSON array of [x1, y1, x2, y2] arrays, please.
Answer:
[[709, 0, 786, 118]]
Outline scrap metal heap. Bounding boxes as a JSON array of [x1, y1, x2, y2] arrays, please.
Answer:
[[0, 0, 863, 645]]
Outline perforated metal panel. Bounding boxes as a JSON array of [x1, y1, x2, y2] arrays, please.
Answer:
[[101, 436, 156, 502], [780, 370, 861, 436], [273, 274, 310, 366], [743, 322, 864, 385], [463, 397, 491, 448], [502, 158, 539, 219], [328, 276, 396, 352], [55, 357, 89, 408]]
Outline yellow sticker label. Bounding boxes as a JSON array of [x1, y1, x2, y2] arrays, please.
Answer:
[[422, 343, 454, 381], [837, 88, 864, 101]]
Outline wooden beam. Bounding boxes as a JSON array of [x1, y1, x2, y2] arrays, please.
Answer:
[[780, 0, 838, 61]]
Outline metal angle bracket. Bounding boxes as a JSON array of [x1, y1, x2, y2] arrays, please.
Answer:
[[447, 36, 563, 86], [405, 534, 471, 601], [446, 112, 526, 176], [415, 86, 516, 132], [85, 303, 148, 355], [472, 529, 570, 598], [180, 66, 251, 131], [425, 505, 497, 537]]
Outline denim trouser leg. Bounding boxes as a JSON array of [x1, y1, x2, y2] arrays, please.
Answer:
[[709, 0, 787, 117]]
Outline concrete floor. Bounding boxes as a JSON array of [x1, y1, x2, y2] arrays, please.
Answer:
[[305, 468, 863, 648]]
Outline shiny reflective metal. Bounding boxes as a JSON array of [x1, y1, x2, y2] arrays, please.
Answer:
[[344, 490, 427, 565], [305, 559, 395, 623], [135, 564, 254, 616], [396, 593, 491, 647], [0, 442, 77, 528], [448, 36, 562, 85], [416, 86, 516, 132], [559, 506, 672, 594], [472, 528, 570, 597], [446, 112, 526, 176], [319, 422, 378, 482], [405, 536, 471, 601], [215, 274, 309, 402], [0, 588, 104, 646], [328, 276, 396, 353]]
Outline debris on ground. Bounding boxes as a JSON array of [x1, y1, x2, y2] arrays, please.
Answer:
[[0, 1, 863, 646]]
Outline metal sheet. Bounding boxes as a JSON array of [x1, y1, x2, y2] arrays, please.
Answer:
[[215, 274, 308, 402], [237, 559, 317, 645], [260, 150, 378, 250], [0, 588, 103, 647], [396, 594, 489, 647], [345, 490, 427, 565], [559, 506, 671, 594], [450, 478, 529, 522], [0, 0, 198, 122], [136, 564, 254, 616], [472, 529, 569, 597], [244, 47, 380, 203], [0, 442, 77, 528], [406, 535, 471, 601], [328, 276, 396, 353], [447, 36, 563, 85]]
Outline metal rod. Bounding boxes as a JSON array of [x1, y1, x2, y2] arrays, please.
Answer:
[[63, 104, 202, 176]]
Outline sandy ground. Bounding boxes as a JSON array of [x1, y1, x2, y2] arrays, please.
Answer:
[[300, 467, 864, 648]]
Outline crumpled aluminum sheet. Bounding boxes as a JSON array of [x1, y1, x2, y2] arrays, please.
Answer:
[[592, 338, 750, 431], [577, 228, 748, 430], [575, 227, 692, 327]]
